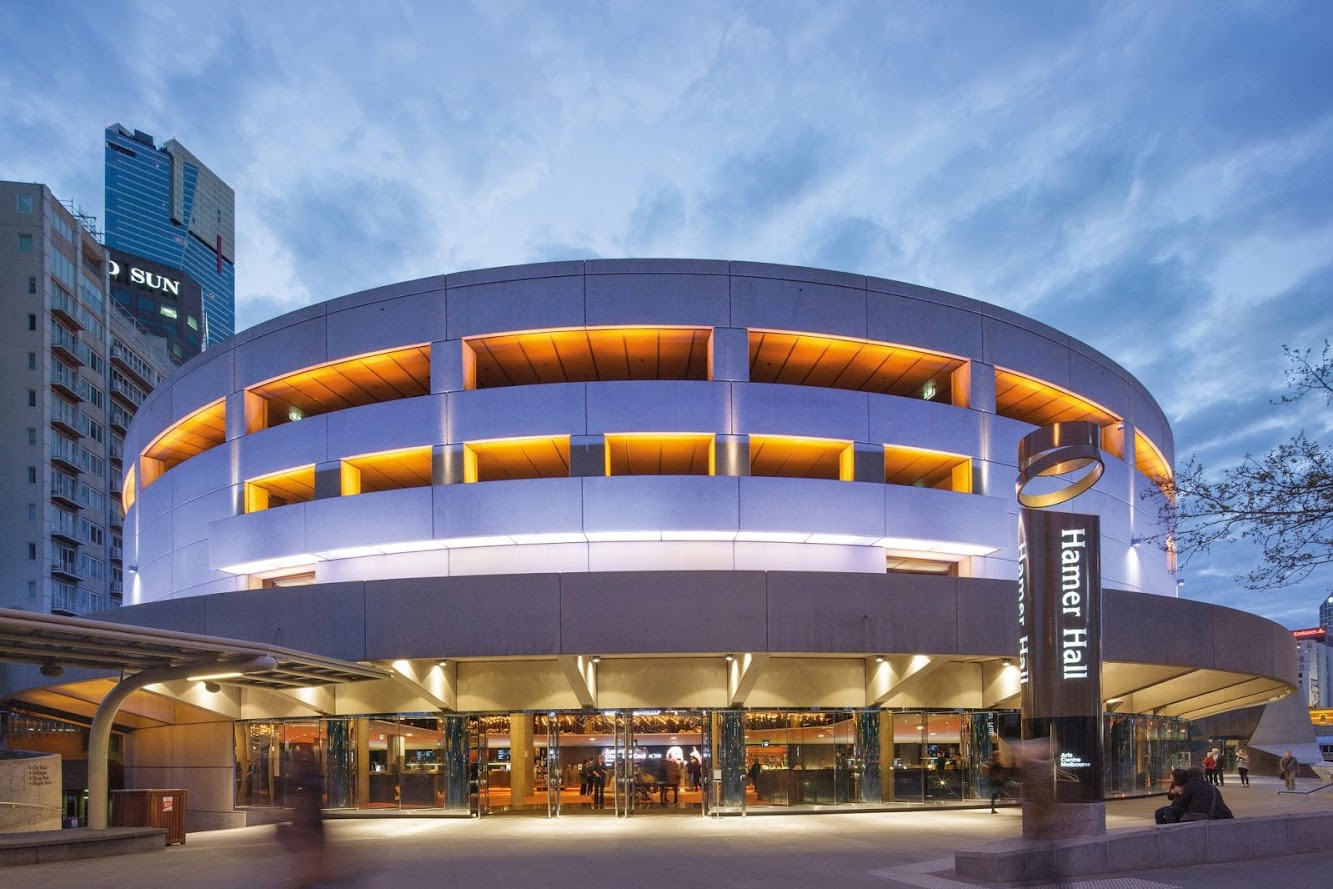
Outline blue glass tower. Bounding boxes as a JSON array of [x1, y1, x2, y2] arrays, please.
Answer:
[[104, 124, 235, 355]]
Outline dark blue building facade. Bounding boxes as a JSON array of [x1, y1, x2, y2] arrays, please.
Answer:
[[104, 124, 235, 357]]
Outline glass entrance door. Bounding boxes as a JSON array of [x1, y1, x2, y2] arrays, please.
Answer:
[[614, 711, 634, 817], [543, 712, 561, 817]]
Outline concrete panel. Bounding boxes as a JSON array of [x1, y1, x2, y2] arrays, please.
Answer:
[[325, 290, 446, 358], [204, 583, 368, 661], [317, 549, 449, 583], [730, 272, 867, 340], [232, 314, 329, 389], [228, 299, 326, 350], [448, 542, 587, 576], [447, 384, 587, 441], [125, 394, 176, 461], [585, 380, 729, 434], [585, 271, 730, 328], [559, 571, 767, 654], [766, 573, 962, 655], [447, 260, 585, 288], [587, 258, 729, 276], [711, 329, 749, 383], [1103, 589, 1215, 668], [435, 477, 583, 539], [134, 472, 175, 529], [868, 397, 982, 455], [734, 383, 870, 441], [446, 272, 584, 339], [866, 289, 984, 359], [326, 275, 449, 312], [1069, 350, 1133, 419], [745, 658, 866, 708], [733, 542, 884, 573], [305, 487, 434, 554], [983, 317, 1072, 387], [1212, 607, 1297, 680], [595, 658, 729, 709], [166, 353, 235, 426], [98, 595, 210, 633], [588, 541, 735, 572], [323, 395, 441, 459], [364, 575, 562, 659], [169, 444, 234, 508], [237, 415, 330, 480], [207, 505, 309, 571], [136, 512, 174, 571], [582, 475, 739, 534], [1153, 822, 1208, 866], [457, 660, 582, 711], [884, 488, 1011, 553], [739, 477, 884, 538], [171, 539, 214, 594], [1203, 818, 1252, 862]]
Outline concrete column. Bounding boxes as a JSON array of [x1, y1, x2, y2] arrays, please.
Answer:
[[355, 718, 371, 810], [714, 434, 750, 476], [709, 327, 750, 382], [955, 361, 996, 413], [314, 460, 345, 499], [569, 434, 606, 477], [850, 443, 885, 483], [431, 340, 473, 394], [435, 443, 469, 485], [226, 390, 267, 441], [508, 714, 534, 806]]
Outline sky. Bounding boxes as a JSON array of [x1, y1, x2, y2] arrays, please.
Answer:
[[3, 0, 1331, 628]]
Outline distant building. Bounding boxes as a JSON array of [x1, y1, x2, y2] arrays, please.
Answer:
[[1295, 627, 1333, 708], [0, 181, 174, 615], [107, 247, 204, 358], [104, 123, 234, 358], [1320, 593, 1333, 631]]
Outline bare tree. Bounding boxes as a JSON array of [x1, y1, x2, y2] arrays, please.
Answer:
[[1158, 341, 1333, 589]]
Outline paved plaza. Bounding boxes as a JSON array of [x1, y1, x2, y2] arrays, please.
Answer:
[[2, 777, 1329, 889]]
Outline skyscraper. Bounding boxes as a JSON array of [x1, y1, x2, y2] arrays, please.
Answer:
[[1322, 592, 1333, 630], [104, 124, 235, 359], [0, 181, 174, 615]]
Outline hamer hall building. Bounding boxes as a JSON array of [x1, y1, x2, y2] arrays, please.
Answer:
[[0, 260, 1296, 827]]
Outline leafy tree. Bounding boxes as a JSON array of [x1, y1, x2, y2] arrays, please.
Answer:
[[1159, 341, 1333, 589]]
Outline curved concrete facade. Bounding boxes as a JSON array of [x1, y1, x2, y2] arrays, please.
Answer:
[[54, 259, 1292, 820]]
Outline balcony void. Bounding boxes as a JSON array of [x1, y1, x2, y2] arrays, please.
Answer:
[[467, 327, 711, 388], [749, 331, 963, 403], [252, 345, 430, 429], [140, 399, 227, 490]]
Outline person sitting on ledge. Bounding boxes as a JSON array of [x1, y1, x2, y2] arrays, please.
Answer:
[[1155, 766, 1234, 824]]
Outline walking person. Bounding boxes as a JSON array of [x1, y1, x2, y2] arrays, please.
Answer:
[[1235, 748, 1250, 787], [1211, 748, 1225, 786], [588, 760, 607, 809], [1201, 750, 1217, 785], [1279, 749, 1298, 791]]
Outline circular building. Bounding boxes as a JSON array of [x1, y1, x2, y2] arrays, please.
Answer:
[[33, 261, 1301, 820]]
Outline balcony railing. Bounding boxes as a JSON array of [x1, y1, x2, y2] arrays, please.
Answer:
[[50, 289, 85, 330], [50, 398, 82, 435], [50, 475, 80, 504], [111, 340, 161, 388], [50, 323, 81, 362], [110, 375, 146, 408], [109, 404, 133, 432]]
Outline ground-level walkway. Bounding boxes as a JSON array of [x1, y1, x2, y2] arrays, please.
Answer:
[[1, 776, 1328, 888]]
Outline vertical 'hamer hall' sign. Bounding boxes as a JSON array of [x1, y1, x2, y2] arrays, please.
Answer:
[[1016, 421, 1105, 804]]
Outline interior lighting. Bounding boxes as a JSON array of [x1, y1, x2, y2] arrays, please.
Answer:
[[376, 539, 448, 554], [218, 553, 322, 575], [1001, 659, 1013, 668], [660, 530, 737, 541], [875, 656, 885, 663], [203, 681, 221, 693], [441, 535, 514, 549], [805, 533, 882, 546], [725, 654, 735, 663], [186, 670, 245, 682], [591, 656, 601, 664], [508, 532, 586, 545], [586, 530, 662, 542], [39, 659, 63, 678], [735, 531, 810, 543], [314, 545, 384, 560], [288, 407, 304, 422]]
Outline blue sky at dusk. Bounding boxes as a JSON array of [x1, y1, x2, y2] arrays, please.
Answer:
[[4, 1, 1331, 627]]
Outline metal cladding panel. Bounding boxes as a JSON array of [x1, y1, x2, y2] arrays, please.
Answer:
[[737, 477, 884, 537], [365, 575, 562, 659], [581, 475, 740, 534], [137, 510, 175, 570], [434, 477, 584, 539], [325, 291, 445, 359], [730, 273, 868, 340], [733, 382, 870, 442], [169, 444, 234, 507], [170, 487, 235, 549], [165, 353, 234, 427], [868, 397, 982, 454], [447, 384, 587, 441], [446, 273, 585, 339], [866, 288, 984, 359], [883, 487, 1010, 551], [585, 272, 730, 328], [1068, 350, 1134, 423], [766, 572, 963, 654], [323, 396, 439, 460], [559, 571, 767, 654], [305, 487, 434, 553], [585, 380, 729, 434], [233, 314, 329, 390], [207, 503, 309, 570]]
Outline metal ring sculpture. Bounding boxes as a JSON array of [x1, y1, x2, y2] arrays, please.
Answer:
[[1016, 421, 1106, 509]]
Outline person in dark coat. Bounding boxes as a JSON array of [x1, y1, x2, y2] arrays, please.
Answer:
[[1155, 767, 1234, 823]]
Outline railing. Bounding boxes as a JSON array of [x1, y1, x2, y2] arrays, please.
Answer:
[[52, 516, 79, 539], [50, 475, 80, 502], [50, 288, 85, 329], [110, 339, 161, 388], [51, 436, 81, 467], [1277, 780, 1333, 811], [109, 404, 133, 431], [110, 375, 146, 407], [51, 361, 80, 393], [50, 398, 81, 430], [50, 323, 81, 359]]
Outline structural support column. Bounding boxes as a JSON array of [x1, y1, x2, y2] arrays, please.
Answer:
[[88, 655, 276, 829]]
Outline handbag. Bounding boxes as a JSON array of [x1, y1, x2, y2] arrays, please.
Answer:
[[1179, 785, 1218, 822]]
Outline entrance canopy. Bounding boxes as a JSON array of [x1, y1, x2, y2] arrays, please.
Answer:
[[0, 607, 389, 688]]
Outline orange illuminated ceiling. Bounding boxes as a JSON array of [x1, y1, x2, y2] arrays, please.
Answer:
[[885, 446, 970, 492], [994, 369, 1119, 427], [749, 332, 963, 399], [1134, 430, 1173, 484], [467, 436, 570, 482], [142, 399, 227, 473], [751, 435, 847, 480], [468, 327, 711, 387], [886, 555, 957, 576], [246, 465, 315, 510], [251, 345, 430, 425], [345, 447, 432, 494], [606, 433, 713, 476]]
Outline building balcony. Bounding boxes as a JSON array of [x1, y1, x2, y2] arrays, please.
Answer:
[[111, 340, 160, 389], [50, 289, 85, 330], [50, 363, 81, 399], [49, 399, 83, 437], [109, 404, 133, 433], [50, 324, 81, 363], [51, 560, 82, 582], [110, 378, 144, 409], [50, 478, 81, 507]]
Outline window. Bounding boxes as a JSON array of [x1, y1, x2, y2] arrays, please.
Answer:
[[187, 315, 199, 330], [17, 234, 33, 253], [27, 390, 36, 407], [27, 543, 36, 560], [87, 352, 104, 374], [16, 194, 33, 213], [80, 519, 104, 546], [28, 276, 37, 294], [27, 503, 36, 521], [27, 314, 36, 331], [27, 352, 36, 369], [27, 581, 36, 599], [160, 305, 178, 319], [27, 427, 36, 445], [27, 466, 36, 483]]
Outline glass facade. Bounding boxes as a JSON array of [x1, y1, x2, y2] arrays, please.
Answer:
[[104, 125, 234, 349], [232, 708, 1190, 816]]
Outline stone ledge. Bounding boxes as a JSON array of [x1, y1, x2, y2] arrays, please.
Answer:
[[955, 811, 1333, 883], [0, 827, 166, 867]]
